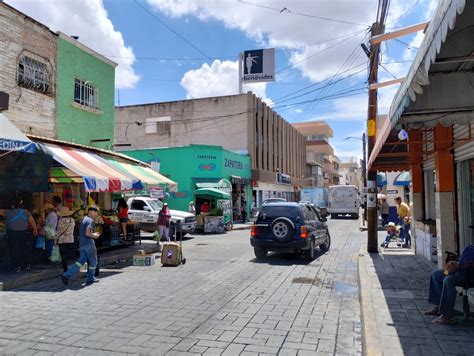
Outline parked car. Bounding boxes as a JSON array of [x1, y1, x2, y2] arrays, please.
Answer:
[[250, 202, 331, 260], [127, 197, 196, 238]]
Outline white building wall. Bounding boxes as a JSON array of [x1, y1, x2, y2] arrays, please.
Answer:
[[0, 3, 56, 136], [115, 94, 250, 152]]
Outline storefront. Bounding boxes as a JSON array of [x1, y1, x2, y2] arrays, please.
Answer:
[[368, 0, 474, 266], [0, 136, 177, 271], [121, 144, 252, 222]]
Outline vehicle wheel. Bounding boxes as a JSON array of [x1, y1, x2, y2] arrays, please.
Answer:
[[182, 257, 187, 265], [254, 247, 267, 259], [304, 239, 316, 260], [352, 214, 359, 220], [331, 214, 337, 219], [271, 219, 294, 242], [320, 231, 331, 252]]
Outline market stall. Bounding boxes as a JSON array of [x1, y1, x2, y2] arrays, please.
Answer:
[[194, 188, 232, 233]]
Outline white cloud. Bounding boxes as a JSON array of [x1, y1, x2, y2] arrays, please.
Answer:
[[180, 59, 272, 104], [147, 0, 374, 82], [6, 0, 139, 89]]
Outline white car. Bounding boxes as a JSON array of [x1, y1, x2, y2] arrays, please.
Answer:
[[127, 197, 196, 238]]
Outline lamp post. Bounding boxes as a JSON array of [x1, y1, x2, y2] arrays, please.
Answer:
[[344, 134, 367, 223]]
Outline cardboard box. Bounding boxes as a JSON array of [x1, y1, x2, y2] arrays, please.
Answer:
[[133, 254, 155, 266]]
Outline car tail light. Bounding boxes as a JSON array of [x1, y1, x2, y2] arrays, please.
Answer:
[[251, 225, 257, 237], [300, 226, 308, 239]]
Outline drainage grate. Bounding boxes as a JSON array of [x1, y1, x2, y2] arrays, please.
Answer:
[[196, 243, 208, 246]]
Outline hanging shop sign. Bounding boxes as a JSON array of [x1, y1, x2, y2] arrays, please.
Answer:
[[276, 173, 291, 185]]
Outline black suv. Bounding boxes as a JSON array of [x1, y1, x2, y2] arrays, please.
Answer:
[[250, 202, 331, 260]]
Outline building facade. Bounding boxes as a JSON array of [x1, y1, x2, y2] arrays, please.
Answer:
[[122, 145, 252, 221], [292, 121, 340, 187], [0, 3, 116, 150], [0, 2, 57, 137], [55, 33, 117, 149], [340, 160, 362, 189], [116, 93, 308, 206]]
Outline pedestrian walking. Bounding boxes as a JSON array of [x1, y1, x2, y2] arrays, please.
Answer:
[[380, 198, 389, 226], [61, 206, 100, 286], [395, 196, 411, 248], [56, 207, 75, 272], [157, 203, 171, 242], [4, 198, 38, 272]]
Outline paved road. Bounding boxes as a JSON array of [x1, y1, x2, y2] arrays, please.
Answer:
[[0, 219, 363, 356]]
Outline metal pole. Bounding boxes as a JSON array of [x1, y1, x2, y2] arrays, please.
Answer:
[[238, 52, 243, 94], [367, 20, 384, 253], [362, 132, 367, 223]]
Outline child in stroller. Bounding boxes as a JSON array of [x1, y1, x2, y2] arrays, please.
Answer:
[[381, 222, 403, 248]]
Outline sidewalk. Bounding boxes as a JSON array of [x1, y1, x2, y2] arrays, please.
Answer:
[[0, 240, 160, 291], [358, 232, 474, 355]]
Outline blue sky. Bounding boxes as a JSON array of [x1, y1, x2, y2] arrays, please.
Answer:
[[7, 0, 438, 161]]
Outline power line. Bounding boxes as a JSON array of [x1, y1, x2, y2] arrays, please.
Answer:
[[234, 1, 371, 27], [134, 0, 211, 60]]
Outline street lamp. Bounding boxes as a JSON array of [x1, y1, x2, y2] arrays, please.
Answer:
[[344, 134, 367, 223]]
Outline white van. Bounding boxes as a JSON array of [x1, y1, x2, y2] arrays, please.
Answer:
[[328, 185, 360, 219]]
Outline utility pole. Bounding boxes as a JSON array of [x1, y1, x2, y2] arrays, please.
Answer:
[[362, 132, 367, 223], [366, 0, 389, 253]]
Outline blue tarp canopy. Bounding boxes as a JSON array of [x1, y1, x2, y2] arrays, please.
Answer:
[[377, 172, 387, 187], [393, 171, 411, 186], [0, 113, 36, 153]]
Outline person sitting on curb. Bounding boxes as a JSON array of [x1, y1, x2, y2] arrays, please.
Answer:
[[425, 244, 474, 324], [380, 222, 397, 248]]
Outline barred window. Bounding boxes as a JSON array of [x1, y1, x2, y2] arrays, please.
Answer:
[[18, 56, 51, 93], [74, 78, 99, 109]]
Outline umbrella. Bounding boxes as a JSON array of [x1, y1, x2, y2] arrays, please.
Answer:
[[0, 113, 36, 153]]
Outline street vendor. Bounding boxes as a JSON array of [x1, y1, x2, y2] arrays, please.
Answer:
[[200, 201, 210, 213], [61, 206, 100, 286]]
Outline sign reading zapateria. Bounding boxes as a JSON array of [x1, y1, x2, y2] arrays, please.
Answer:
[[240, 48, 275, 83]]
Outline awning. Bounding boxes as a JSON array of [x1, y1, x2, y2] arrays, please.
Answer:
[[369, 0, 472, 170], [193, 188, 231, 199], [195, 182, 219, 189], [45, 144, 143, 192], [104, 158, 177, 192], [377, 172, 387, 187], [393, 172, 411, 187], [230, 175, 252, 185], [0, 113, 36, 153]]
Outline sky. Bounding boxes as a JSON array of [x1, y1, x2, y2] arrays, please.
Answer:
[[6, 0, 439, 162]]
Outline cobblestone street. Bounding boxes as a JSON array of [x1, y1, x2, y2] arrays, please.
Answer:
[[0, 219, 363, 355]]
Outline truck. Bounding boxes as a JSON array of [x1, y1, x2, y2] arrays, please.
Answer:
[[299, 187, 327, 208], [126, 197, 196, 238], [327, 185, 360, 219]]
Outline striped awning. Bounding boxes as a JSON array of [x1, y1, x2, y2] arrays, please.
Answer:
[[45, 143, 178, 192], [46, 144, 143, 192]]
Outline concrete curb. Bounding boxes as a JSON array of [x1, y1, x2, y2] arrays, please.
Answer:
[[0, 244, 160, 291], [232, 225, 252, 231], [357, 243, 384, 356]]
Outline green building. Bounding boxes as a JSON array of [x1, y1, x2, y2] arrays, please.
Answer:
[[55, 32, 117, 149], [123, 145, 252, 221]]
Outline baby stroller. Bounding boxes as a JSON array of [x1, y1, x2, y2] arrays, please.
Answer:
[[380, 222, 404, 248]]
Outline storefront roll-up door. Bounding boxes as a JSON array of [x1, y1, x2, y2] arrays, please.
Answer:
[[457, 160, 474, 250], [423, 130, 435, 171], [454, 122, 474, 162]]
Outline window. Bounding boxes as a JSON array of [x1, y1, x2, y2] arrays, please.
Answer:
[[18, 56, 51, 93], [130, 200, 146, 211], [145, 117, 171, 135], [74, 78, 99, 109]]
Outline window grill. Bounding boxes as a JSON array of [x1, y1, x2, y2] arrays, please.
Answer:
[[74, 78, 99, 109], [18, 56, 51, 93]]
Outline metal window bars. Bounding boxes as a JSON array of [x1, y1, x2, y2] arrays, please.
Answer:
[[17, 56, 51, 93], [74, 78, 99, 110]]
